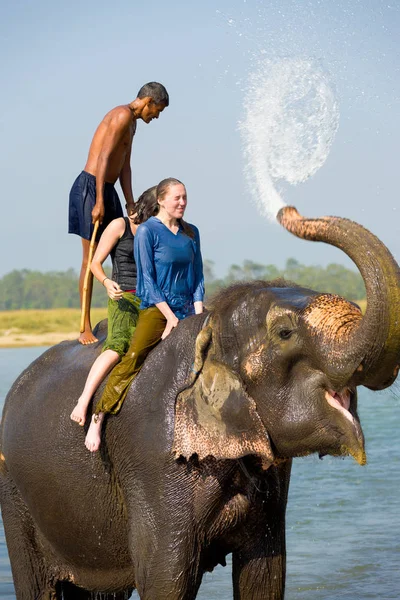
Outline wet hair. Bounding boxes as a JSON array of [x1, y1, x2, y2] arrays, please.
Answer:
[[132, 186, 159, 225], [156, 177, 195, 239], [137, 82, 169, 107]]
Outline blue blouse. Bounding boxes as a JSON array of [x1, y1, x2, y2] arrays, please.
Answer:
[[134, 217, 205, 319]]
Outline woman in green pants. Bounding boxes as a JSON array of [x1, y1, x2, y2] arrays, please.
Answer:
[[85, 177, 205, 451], [70, 186, 158, 428]]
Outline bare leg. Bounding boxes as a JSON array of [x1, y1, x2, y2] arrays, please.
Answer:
[[70, 350, 120, 425], [79, 237, 98, 345], [85, 412, 105, 452]]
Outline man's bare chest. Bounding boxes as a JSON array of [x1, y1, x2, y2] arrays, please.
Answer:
[[121, 121, 137, 151]]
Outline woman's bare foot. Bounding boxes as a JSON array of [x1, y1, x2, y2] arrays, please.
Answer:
[[78, 329, 98, 345], [85, 413, 105, 452], [70, 398, 89, 426]]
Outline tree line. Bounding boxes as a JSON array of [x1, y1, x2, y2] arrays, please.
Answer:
[[0, 259, 365, 311], [204, 258, 365, 301]]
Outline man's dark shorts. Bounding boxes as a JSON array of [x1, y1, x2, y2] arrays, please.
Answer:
[[68, 171, 123, 241]]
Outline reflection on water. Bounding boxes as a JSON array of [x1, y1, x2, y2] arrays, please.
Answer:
[[0, 348, 399, 599]]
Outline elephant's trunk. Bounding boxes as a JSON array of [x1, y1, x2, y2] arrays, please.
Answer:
[[277, 206, 400, 390]]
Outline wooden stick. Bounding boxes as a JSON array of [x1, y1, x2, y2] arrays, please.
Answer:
[[80, 220, 99, 334]]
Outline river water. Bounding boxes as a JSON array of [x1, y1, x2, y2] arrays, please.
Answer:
[[0, 347, 399, 599]]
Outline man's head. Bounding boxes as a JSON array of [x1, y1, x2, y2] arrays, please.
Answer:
[[136, 82, 169, 123]]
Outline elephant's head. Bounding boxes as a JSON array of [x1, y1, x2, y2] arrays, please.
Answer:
[[173, 207, 400, 468]]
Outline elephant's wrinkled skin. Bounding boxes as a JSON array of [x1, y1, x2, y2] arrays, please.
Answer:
[[1, 207, 400, 600]]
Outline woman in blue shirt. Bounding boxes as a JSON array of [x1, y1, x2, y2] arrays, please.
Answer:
[[85, 177, 204, 451]]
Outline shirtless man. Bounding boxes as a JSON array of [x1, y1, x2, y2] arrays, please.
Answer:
[[68, 82, 169, 344]]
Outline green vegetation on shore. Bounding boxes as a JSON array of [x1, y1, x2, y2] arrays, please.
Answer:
[[205, 258, 366, 302], [0, 258, 367, 346], [0, 268, 110, 311], [0, 308, 108, 336], [0, 258, 365, 311]]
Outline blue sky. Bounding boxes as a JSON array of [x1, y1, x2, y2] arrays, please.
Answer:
[[1, 0, 399, 278]]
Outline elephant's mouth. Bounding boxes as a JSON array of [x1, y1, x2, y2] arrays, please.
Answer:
[[325, 387, 355, 425], [322, 386, 365, 465]]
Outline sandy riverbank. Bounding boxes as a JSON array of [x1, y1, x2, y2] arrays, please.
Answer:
[[0, 331, 79, 348], [0, 308, 108, 348]]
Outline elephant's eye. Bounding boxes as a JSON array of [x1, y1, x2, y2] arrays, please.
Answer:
[[279, 329, 292, 340]]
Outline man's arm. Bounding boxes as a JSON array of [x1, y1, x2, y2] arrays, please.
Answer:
[[92, 110, 131, 224], [119, 144, 135, 216]]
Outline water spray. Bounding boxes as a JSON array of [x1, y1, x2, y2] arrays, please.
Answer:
[[239, 58, 340, 220]]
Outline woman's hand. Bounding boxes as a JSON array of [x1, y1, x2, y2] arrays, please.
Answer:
[[104, 279, 123, 301], [194, 301, 204, 315], [162, 315, 179, 340]]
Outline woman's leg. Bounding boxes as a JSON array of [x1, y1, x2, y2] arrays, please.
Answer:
[[85, 307, 167, 452], [72, 294, 140, 426], [85, 412, 106, 452], [70, 349, 120, 425]]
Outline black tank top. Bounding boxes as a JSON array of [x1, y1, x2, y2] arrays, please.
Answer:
[[110, 218, 137, 291]]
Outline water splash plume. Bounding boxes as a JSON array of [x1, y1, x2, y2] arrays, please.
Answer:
[[239, 58, 340, 220]]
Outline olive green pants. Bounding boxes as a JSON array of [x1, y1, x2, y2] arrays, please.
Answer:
[[95, 306, 167, 415], [102, 293, 141, 357]]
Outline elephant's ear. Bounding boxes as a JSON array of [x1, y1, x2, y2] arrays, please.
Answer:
[[173, 357, 274, 470]]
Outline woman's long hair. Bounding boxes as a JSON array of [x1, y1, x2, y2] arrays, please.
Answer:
[[156, 177, 195, 239], [132, 186, 159, 224]]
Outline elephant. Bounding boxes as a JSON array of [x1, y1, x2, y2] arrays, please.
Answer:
[[1, 206, 400, 600]]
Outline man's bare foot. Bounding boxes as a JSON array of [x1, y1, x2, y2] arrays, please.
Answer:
[[85, 413, 105, 452], [70, 398, 88, 426], [78, 330, 98, 345]]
